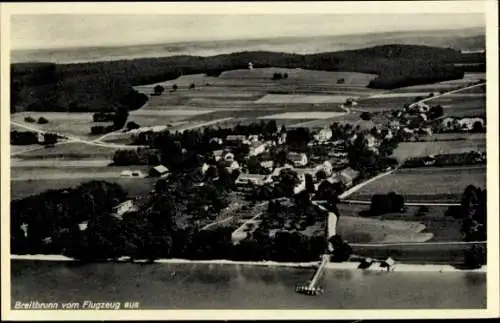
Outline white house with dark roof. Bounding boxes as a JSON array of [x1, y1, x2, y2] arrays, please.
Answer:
[[149, 165, 169, 177], [287, 152, 308, 167], [112, 200, 139, 220]]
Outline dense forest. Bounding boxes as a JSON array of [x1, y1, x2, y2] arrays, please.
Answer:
[[11, 44, 485, 113]]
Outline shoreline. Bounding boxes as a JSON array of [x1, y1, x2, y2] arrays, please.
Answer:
[[10, 254, 486, 273]]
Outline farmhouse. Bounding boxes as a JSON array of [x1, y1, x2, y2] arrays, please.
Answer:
[[200, 162, 210, 174], [314, 161, 333, 177], [213, 150, 224, 161], [365, 134, 378, 149], [225, 135, 247, 144], [259, 160, 274, 171], [314, 127, 333, 143], [248, 142, 268, 157], [149, 165, 169, 177], [334, 167, 360, 188], [288, 152, 308, 167], [120, 170, 145, 178], [458, 117, 485, 131], [78, 221, 88, 231], [112, 200, 139, 220], [235, 174, 266, 186], [293, 174, 307, 194]]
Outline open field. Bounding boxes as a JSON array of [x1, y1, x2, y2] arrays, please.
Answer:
[[11, 158, 112, 168], [392, 73, 485, 93], [10, 145, 41, 156], [255, 94, 354, 104], [337, 215, 432, 244], [337, 204, 462, 242], [258, 112, 346, 120], [13, 142, 119, 159], [11, 177, 157, 201], [218, 68, 378, 87], [356, 96, 416, 112], [391, 135, 486, 162], [351, 243, 479, 265], [348, 166, 486, 202], [11, 112, 103, 139], [11, 165, 151, 180], [430, 96, 486, 118]]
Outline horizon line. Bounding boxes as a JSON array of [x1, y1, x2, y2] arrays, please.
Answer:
[[11, 25, 485, 52]]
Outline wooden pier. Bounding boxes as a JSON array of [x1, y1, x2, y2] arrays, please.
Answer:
[[295, 254, 329, 296]]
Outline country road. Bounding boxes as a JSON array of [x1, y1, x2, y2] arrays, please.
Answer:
[[10, 121, 146, 156]]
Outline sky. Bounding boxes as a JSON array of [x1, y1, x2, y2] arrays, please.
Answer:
[[11, 13, 485, 50]]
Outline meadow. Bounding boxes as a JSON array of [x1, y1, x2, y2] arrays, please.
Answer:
[[13, 142, 119, 160], [391, 134, 486, 162], [347, 166, 486, 202], [337, 204, 462, 242], [11, 112, 104, 139]]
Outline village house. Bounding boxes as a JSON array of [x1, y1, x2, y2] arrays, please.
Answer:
[[365, 134, 378, 149], [200, 162, 210, 174], [112, 200, 139, 220], [293, 174, 307, 194], [120, 170, 145, 178], [314, 161, 334, 177], [287, 152, 308, 167], [235, 173, 266, 187], [213, 149, 224, 161], [149, 165, 169, 177], [416, 127, 433, 136], [225, 134, 247, 144], [277, 132, 287, 145], [313, 127, 333, 143], [389, 120, 401, 131], [248, 141, 268, 157], [259, 160, 274, 171], [416, 102, 431, 113], [78, 221, 88, 231], [334, 167, 360, 188], [458, 117, 485, 131]]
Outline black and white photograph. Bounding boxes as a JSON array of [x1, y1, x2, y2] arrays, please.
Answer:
[[1, 1, 498, 320]]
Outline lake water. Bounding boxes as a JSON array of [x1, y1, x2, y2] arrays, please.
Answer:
[[10, 260, 486, 309]]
